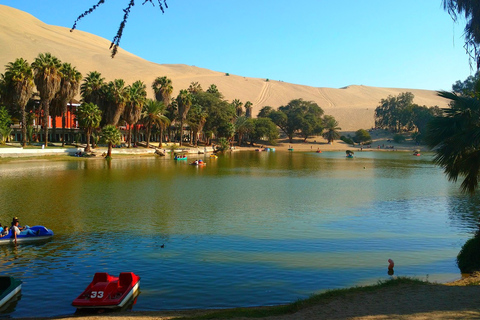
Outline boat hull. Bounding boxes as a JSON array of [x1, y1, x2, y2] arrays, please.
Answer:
[[72, 272, 140, 309], [0, 277, 22, 309]]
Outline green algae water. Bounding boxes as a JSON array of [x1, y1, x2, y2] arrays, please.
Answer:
[[0, 151, 477, 318]]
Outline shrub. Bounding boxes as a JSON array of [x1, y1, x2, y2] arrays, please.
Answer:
[[217, 137, 230, 151], [340, 135, 354, 145], [225, 73, 230, 76], [457, 235, 480, 273], [393, 134, 406, 143]]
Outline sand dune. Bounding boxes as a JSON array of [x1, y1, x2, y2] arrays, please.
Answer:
[[0, 5, 449, 130]]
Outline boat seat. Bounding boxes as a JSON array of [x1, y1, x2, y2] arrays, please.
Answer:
[[92, 272, 110, 284], [119, 272, 133, 288]]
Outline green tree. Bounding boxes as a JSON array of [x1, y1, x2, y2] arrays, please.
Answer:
[[375, 92, 415, 132], [0, 106, 12, 144], [249, 117, 278, 145], [124, 80, 147, 147], [141, 99, 170, 148], [101, 124, 122, 158], [104, 79, 129, 126], [176, 89, 192, 146], [152, 76, 173, 107], [188, 81, 203, 94], [244, 101, 253, 118], [81, 71, 105, 106], [57, 63, 82, 146], [425, 90, 480, 193], [235, 116, 254, 146], [232, 99, 243, 117], [186, 103, 208, 146], [257, 106, 273, 118], [354, 129, 372, 144], [322, 115, 341, 143], [76, 102, 102, 152], [2, 58, 35, 147], [269, 99, 324, 143], [32, 52, 62, 147]]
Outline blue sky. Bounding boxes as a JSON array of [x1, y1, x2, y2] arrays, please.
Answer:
[[0, 0, 473, 90]]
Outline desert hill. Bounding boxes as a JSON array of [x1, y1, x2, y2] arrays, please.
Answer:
[[0, 5, 449, 130]]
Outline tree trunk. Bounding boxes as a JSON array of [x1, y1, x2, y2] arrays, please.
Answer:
[[158, 127, 163, 148], [146, 125, 151, 148], [85, 129, 91, 152], [179, 120, 183, 146], [43, 100, 50, 147], [21, 107, 27, 147], [107, 143, 113, 158]]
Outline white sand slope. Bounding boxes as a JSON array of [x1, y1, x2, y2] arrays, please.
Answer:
[[0, 5, 449, 130]]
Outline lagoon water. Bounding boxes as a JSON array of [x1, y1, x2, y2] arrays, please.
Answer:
[[0, 151, 478, 318]]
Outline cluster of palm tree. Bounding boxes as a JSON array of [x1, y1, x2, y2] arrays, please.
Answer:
[[0, 53, 81, 147]]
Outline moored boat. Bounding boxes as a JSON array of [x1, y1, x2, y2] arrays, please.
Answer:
[[72, 272, 140, 309], [0, 226, 53, 245], [0, 277, 21, 309]]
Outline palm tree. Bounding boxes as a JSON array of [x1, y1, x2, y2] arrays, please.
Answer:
[[244, 101, 253, 118], [443, 0, 480, 68], [81, 71, 105, 106], [124, 80, 147, 147], [176, 89, 192, 146], [322, 115, 341, 143], [188, 81, 203, 94], [3, 58, 35, 147], [235, 116, 253, 146], [425, 91, 480, 193], [32, 53, 62, 147], [101, 124, 122, 158], [186, 104, 208, 146], [104, 79, 129, 126], [57, 63, 82, 146], [152, 76, 173, 107], [76, 102, 102, 152], [141, 99, 170, 148], [232, 99, 243, 117]]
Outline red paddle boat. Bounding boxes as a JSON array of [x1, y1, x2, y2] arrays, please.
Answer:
[[72, 272, 140, 309]]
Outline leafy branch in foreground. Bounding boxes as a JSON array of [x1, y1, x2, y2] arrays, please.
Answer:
[[71, 0, 168, 58]]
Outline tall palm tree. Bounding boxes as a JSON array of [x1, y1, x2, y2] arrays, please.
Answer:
[[187, 81, 203, 94], [425, 91, 480, 193], [32, 53, 62, 147], [104, 79, 129, 126], [176, 89, 192, 146], [76, 102, 102, 152], [124, 80, 147, 147], [186, 104, 208, 146], [244, 101, 253, 118], [101, 124, 122, 158], [232, 99, 243, 117], [81, 71, 105, 106], [3, 58, 35, 147], [141, 99, 170, 148], [57, 63, 82, 146], [322, 115, 341, 143], [152, 76, 173, 107]]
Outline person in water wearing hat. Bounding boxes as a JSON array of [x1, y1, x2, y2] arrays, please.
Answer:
[[12, 220, 35, 244]]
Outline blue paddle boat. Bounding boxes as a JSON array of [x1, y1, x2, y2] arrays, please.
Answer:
[[0, 226, 53, 245]]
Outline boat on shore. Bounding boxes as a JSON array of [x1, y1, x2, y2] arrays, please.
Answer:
[[0, 226, 53, 245], [72, 272, 140, 309], [0, 277, 21, 309]]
